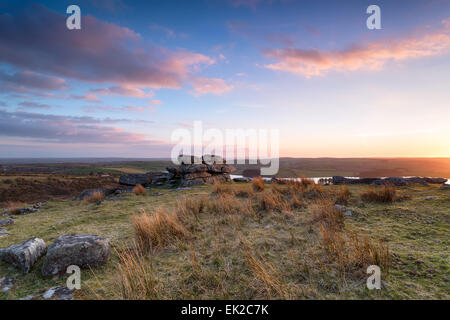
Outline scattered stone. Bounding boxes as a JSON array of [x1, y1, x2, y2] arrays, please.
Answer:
[[0, 277, 14, 292], [334, 204, 353, 216], [19, 295, 35, 300], [4, 202, 43, 215], [440, 184, 450, 190], [0, 228, 10, 238], [74, 187, 125, 200], [0, 218, 14, 227], [42, 286, 74, 300], [233, 177, 252, 183], [42, 234, 110, 276], [422, 196, 440, 200], [0, 238, 47, 273]]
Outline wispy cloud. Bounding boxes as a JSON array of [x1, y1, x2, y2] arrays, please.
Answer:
[[0, 110, 155, 144], [18, 101, 52, 109], [190, 77, 234, 96], [0, 4, 214, 90], [264, 18, 450, 77]]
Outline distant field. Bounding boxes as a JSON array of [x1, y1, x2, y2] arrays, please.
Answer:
[[1, 158, 449, 178]]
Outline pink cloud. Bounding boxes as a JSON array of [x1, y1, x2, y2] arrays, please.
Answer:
[[90, 85, 154, 98], [190, 77, 234, 96], [263, 19, 450, 77], [0, 4, 214, 89]]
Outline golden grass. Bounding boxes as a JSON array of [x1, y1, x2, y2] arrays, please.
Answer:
[[115, 243, 158, 299], [335, 185, 351, 205], [211, 181, 233, 195], [233, 184, 255, 198], [241, 239, 290, 299], [361, 184, 396, 203], [132, 208, 190, 250], [252, 177, 265, 192], [132, 184, 147, 196], [84, 191, 105, 203], [313, 197, 391, 277]]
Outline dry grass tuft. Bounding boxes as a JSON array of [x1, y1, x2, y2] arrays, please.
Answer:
[[233, 184, 255, 198], [311, 198, 345, 231], [212, 182, 233, 195], [208, 193, 256, 217], [241, 239, 290, 299], [115, 243, 158, 299], [252, 177, 265, 192], [133, 184, 147, 196], [132, 207, 190, 250], [335, 185, 351, 205], [361, 184, 396, 203], [177, 196, 208, 219], [84, 191, 105, 203]]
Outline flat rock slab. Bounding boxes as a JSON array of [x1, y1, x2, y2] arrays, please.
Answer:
[[42, 286, 74, 300], [42, 234, 110, 276], [422, 196, 440, 200], [0, 238, 47, 273]]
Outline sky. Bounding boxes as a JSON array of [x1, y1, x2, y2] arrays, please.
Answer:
[[0, 0, 449, 158]]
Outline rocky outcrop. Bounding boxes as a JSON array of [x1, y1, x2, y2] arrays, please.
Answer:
[[0, 238, 47, 273], [372, 177, 408, 186], [42, 234, 110, 276], [332, 176, 447, 186], [425, 177, 448, 184], [174, 163, 235, 187], [332, 176, 379, 185]]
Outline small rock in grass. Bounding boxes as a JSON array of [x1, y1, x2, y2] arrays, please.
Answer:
[[0, 218, 14, 227], [0, 277, 15, 292], [42, 286, 74, 300], [0, 228, 10, 238], [422, 196, 440, 200]]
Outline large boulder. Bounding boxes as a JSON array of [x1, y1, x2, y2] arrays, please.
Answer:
[[372, 177, 408, 186], [119, 174, 152, 186], [234, 177, 252, 183], [180, 164, 208, 174], [441, 184, 450, 190], [42, 234, 110, 276], [0, 238, 47, 273]]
